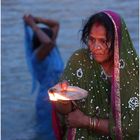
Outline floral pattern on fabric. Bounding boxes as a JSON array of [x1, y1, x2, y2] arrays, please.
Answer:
[[119, 59, 125, 69], [128, 97, 139, 111], [76, 68, 83, 78]]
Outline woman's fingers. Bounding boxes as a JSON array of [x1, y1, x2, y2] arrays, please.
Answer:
[[54, 80, 69, 91], [65, 115, 70, 128], [23, 15, 27, 20], [61, 80, 69, 91]]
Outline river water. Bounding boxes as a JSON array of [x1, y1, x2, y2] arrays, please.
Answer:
[[1, 0, 139, 140]]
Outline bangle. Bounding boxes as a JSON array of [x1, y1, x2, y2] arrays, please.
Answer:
[[93, 117, 99, 130], [89, 117, 100, 130], [89, 117, 94, 129]]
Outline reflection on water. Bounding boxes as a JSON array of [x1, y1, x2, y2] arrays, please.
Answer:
[[2, 1, 138, 140]]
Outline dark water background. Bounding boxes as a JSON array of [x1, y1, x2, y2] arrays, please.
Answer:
[[1, 0, 139, 140]]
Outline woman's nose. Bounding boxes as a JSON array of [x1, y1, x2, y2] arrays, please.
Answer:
[[94, 42, 101, 49]]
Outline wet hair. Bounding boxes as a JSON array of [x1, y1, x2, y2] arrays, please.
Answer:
[[32, 28, 53, 50], [81, 12, 115, 51]]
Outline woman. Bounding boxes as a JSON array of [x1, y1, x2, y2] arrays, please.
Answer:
[[23, 15, 64, 140], [54, 11, 139, 140]]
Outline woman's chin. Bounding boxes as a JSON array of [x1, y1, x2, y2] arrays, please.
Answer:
[[93, 56, 104, 63], [95, 59, 104, 64]]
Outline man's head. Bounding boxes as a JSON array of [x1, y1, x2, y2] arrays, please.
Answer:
[[81, 12, 115, 64], [32, 28, 53, 51]]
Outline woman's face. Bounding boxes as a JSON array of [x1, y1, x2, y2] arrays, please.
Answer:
[[88, 24, 113, 64]]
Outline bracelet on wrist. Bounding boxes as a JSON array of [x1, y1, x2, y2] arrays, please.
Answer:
[[89, 117, 99, 130], [89, 117, 94, 129]]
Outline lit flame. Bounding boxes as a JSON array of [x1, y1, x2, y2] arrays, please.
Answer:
[[54, 92, 70, 100], [48, 85, 88, 101], [48, 92, 58, 101], [48, 92, 70, 101]]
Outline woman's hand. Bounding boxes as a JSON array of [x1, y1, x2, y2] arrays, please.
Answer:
[[55, 80, 69, 104], [23, 14, 36, 27], [66, 109, 89, 128], [49, 81, 72, 114], [57, 80, 69, 91]]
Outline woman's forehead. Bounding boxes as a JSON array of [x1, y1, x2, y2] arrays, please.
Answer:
[[90, 24, 106, 37]]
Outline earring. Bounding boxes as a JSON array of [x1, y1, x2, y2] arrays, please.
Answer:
[[107, 42, 111, 49]]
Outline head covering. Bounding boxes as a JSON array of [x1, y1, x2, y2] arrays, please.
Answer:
[[24, 23, 37, 93], [103, 10, 139, 140]]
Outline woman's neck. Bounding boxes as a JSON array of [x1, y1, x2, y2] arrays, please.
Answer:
[[101, 60, 114, 76]]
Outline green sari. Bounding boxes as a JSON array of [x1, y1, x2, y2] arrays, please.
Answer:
[[60, 11, 139, 140]]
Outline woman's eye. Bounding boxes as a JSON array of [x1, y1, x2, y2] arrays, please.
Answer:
[[89, 37, 95, 43], [101, 39, 107, 44]]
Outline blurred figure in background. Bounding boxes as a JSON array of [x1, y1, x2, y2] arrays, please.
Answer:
[[23, 15, 64, 140]]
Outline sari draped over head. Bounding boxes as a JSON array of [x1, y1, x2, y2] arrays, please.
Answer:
[[24, 23, 64, 140], [60, 11, 139, 140]]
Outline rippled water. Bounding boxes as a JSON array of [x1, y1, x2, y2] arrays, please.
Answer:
[[1, 1, 138, 140]]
